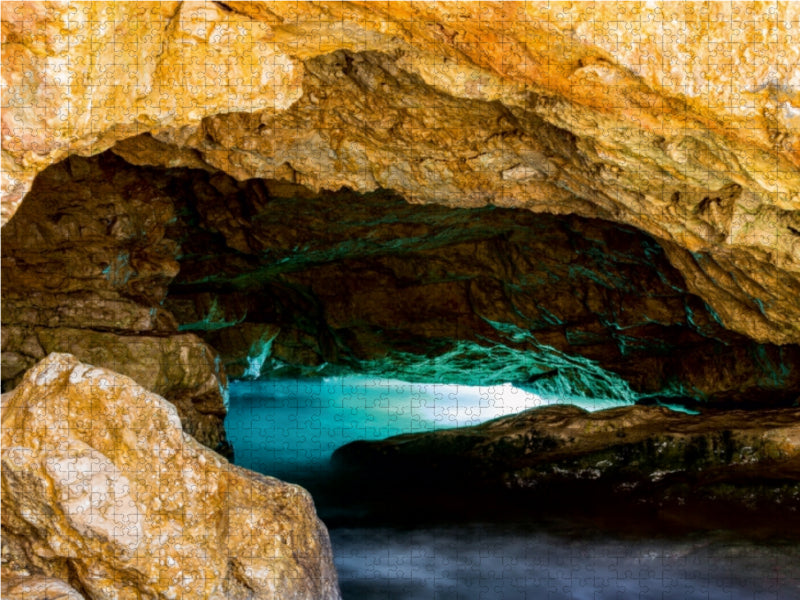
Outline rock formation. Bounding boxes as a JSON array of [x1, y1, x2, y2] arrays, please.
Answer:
[[4, 153, 797, 410], [0, 154, 232, 457], [2, 1, 800, 591], [163, 166, 800, 406], [332, 403, 800, 531], [2, 1, 799, 346], [1, 353, 340, 600]]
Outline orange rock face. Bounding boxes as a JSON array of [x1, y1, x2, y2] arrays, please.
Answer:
[[1, 353, 340, 600], [2, 1, 798, 346]]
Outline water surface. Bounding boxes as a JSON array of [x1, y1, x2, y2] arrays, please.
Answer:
[[227, 377, 800, 599]]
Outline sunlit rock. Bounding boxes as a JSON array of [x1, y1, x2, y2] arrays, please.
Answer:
[[3, 1, 799, 344], [1, 1, 301, 223], [1, 353, 340, 600], [1, 574, 84, 600]]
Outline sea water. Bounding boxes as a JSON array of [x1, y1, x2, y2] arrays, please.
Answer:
[[227, 376, 626, 479], [227, 377, 800, 600]]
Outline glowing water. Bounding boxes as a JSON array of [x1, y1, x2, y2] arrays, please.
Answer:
[[227, 376, 625, 479]]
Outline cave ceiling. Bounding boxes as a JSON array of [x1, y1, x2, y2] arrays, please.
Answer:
[[2, 2, 799, 415]]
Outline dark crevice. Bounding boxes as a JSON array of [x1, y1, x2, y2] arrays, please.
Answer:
[[213, 1, 233, 12]]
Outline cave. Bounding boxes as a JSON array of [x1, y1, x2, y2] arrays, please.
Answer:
[[3, 3, 800, 599], [4, 150, 799, 417], [3, 148, 800, 597], [3, 153, 800, 408]]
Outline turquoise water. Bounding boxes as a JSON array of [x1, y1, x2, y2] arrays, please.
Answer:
[[227, 376, 628, 479], [227, 377, 798, 600]]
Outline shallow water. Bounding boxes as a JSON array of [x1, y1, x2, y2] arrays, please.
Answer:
[[227, 378, 800, 600], [228, 377, 630, 479]]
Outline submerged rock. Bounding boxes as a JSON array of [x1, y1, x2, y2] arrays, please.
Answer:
[[1, 354, 340, 600], [332, 404, 800, 530]]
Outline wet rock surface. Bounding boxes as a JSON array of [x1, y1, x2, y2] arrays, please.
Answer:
[[330, 404, 800, 533], [1, 354, 340, 600]]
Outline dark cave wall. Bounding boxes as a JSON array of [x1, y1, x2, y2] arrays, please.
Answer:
[[1, 152, 798, 436], [0, 154, 232, 457], [164, 165, 800, 405]]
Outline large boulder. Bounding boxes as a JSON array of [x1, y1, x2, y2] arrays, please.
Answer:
[[1, 353, 340, 600]]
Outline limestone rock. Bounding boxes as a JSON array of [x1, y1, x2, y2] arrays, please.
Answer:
[[140, 47, 800, 345], [3, 1, 799, 345], [1, 324, 231, 458], [332, 403, 800, 527], [0, 155, 230, 454], [34, 327, 231, 457], [0, 154, 179, 334], [1, 1, 301, 223], [1, 575, 84, 600], [1, 353, 340, 600]]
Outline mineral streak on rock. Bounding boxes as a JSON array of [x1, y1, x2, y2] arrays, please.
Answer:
[[2, 1, 799, 345], [1, 353, 341, 600]]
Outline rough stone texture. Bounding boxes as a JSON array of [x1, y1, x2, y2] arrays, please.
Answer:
[[35, 328, 228, 455], [0, 154, 231, 456], [4, 154, 797, 407], [332, 403, 800, 529], [164, 170, 800, 406], [1, 154, 179, 334], [1, 354, 340, 600], [1, 1, 301, 221], [2, 574, 85, 600], [3, 1, 799, 346]]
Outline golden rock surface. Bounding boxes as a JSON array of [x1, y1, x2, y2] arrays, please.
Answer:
[[1, 353, 340, 600], [2, 2, 799, 343]]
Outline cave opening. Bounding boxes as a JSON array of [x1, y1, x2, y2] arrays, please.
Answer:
[[3, 147, 800, 599], [3, 151, 798, 412], [4, 147, 799, 504]]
